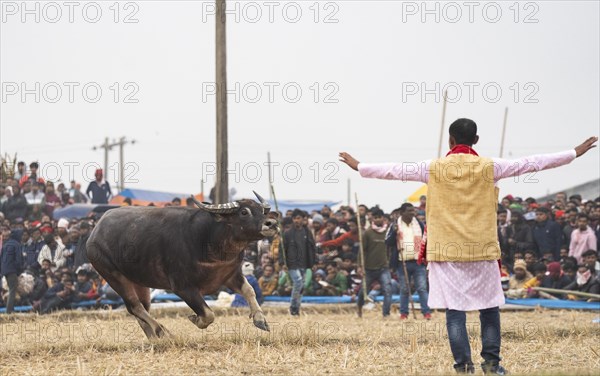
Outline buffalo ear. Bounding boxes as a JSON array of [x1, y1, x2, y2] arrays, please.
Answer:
[[213, 213, 226, 222]]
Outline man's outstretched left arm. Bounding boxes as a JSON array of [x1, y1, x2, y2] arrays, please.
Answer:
[[492, 136, 597, 181]]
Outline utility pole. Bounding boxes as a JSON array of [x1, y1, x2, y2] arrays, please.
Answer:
[[118, 137, 136, 191], [499, 107, 508, 158], [92, 137, 119, 180], [93, 137, 135, 192], [215, 0, 229, 204]]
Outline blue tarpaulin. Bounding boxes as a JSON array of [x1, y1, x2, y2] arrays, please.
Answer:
[[266, 200, 342, 214], [117, 188, 190, 203], [504, 298, 600, 310], [3, 295, 598, 314], [53, 204, 119, 220]]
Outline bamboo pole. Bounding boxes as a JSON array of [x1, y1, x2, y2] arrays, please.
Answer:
[[532, 287, 600, 300], [499, 107, 508, 158], [437, 90, 448, 158], [355, 193, 369, 305], [398, 243, 417, 318], [270, 184, 285, 267]]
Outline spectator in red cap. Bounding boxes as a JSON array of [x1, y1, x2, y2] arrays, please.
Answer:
[[540, 261, 572, 296], [85, 169, 112, 204]]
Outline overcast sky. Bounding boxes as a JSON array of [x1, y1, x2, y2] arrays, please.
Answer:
[[1, 0, 599, 211]]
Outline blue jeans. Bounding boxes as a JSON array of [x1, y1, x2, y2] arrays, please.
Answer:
[[446, 307, 502, 370], [289, 268, 305, 314], [397, 261, 431, 315], [357, 268, 392, 316]]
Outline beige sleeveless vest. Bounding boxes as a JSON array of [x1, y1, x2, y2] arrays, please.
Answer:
[[425, 154, 500, 262]]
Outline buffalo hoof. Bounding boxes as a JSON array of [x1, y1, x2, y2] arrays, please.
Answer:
[[252, 312, 270, 332], [156, 324, 172, 338], [188, 314, 214, 329]]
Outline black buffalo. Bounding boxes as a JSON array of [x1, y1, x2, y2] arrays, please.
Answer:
[[86, 192, 278, 338]]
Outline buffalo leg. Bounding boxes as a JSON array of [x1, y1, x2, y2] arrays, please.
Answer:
[[96, 267, 168, 339], [174, 287, 215, 329], [226, 273, 269, 332], [131, 284, 171, 338]]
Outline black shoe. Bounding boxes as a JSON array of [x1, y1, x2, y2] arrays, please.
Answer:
[[454, 363, 475, 374], [481, 362, 507, 375], [289, 308, 299, 316]]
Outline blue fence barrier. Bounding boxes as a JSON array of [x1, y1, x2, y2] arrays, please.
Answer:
[[2, 294, 598, 313]]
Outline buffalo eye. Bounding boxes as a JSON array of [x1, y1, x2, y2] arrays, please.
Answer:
[[241, 208, 250, 216]]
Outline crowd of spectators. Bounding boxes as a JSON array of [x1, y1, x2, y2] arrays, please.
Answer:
[[239, 193, 600, 310], [1, 160, 599, 315]]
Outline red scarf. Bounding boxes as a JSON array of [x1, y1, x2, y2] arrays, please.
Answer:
[[446, 144, 479, 157], [417, 145, 501, 270]]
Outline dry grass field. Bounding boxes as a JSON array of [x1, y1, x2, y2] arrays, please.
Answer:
[[1, 305, 599, 375]]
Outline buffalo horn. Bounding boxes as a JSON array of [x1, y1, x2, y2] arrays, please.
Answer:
[[253, 191, 271, 213], [190, 195, 240, 214]]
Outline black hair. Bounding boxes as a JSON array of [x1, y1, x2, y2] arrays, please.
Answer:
[[399, 203, 414, 213], [341, 252, 355, 261], [326, 218, 339, 226], [449, 118, 478, 145], [562, 256, 578, 266], [532, 262, 547, 273], [347, 217, 357, 225], [576, 213, 589, 220], [29, 162, 39, 169], [43, 233, 55, 245], [292, 209, 304, 218], [535, 207, 551, 214], [562, 262, 577, 272]]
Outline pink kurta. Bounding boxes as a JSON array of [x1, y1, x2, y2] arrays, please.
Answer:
[[569, 228, 598, 265], [359, 149, 576, 311]]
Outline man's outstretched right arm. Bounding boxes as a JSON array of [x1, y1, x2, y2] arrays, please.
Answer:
[[339, 152, 430, 183]]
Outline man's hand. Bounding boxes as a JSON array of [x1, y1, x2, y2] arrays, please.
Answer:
[[339, 152, 360, 171], [574, 136, 598, 157]]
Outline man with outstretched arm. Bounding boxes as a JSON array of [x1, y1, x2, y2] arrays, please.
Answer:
[[339, 118, 597, 375]]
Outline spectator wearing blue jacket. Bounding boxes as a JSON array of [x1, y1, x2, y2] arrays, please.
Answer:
[[232, 262, 263, 307], [533, 207, 563, 261], [1, 227, 24, 313], [23, 227, 44, 269]]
